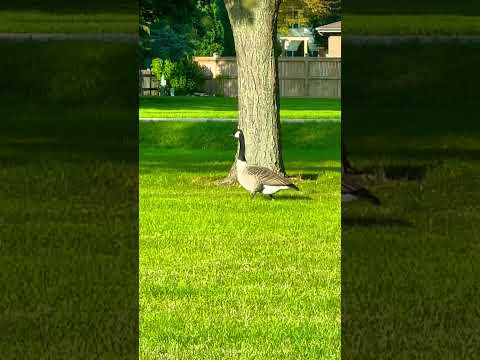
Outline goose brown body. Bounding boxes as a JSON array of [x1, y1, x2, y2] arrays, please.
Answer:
[[233, 129, 299, 198], [236, 159, 298, 195]]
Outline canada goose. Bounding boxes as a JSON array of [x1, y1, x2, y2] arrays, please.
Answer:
[[342, 140, 364, 175], [342, 175, 380, 206], [233, 129, 299, 199]]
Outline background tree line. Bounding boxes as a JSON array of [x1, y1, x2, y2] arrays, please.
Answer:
[[140, 0, 235, 66], [140, 0, 340, 68]]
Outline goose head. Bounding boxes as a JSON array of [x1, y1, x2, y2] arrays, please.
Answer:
[[233, 129, 243, 139], [232, 129, 246, 162]]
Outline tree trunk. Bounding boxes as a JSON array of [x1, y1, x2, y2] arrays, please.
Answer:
[[221, 0, 284, 183]]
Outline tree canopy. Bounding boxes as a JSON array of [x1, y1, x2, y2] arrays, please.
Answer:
[[140, 0, 235, 67], [278, 0, 341, 34], [139, 0, 340, 67]]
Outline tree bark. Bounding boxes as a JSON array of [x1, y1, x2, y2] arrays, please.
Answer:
[[221, 0, 284, 183]]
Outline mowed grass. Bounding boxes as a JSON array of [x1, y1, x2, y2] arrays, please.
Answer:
[[342, 43, 480, 356], [0, 11, 137, 33], [139, 96, 341, 120], [0, 41, 138, 357], [140, 122, 341, 359], [0, 142, 138, 357], [343, 108, 480, 357], [344, 15, 480, 35]]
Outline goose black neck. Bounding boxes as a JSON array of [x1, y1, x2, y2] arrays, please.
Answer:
[[237, 133, 246, 161]]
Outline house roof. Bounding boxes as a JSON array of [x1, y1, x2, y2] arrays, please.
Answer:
[[316, 21, 341, 34]]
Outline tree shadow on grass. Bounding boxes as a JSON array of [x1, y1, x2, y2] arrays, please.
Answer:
[[343, 216, 413, 228], [140, 161, 230, 174], [383, 165, 427, 181], [272, 194, 313, 201], [296, 166, 341, 176], [349, 165, 428, 181], [298, 173, 319, 180]]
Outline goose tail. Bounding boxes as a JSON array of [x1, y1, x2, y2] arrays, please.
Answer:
[[353, 188, 380, 206], [289, 183, 300, 191]]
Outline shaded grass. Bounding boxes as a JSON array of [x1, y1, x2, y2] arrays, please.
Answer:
[[342, 42, 480, 357], [0, 11, 137, 33], [139, 96, 341, 120], [0, 41, 138, 139], [0, 143, 138, 359], [140, 122, 341, 359], [344, 15, 480, 35], [343, 118, 480, 357], [140, 121, 340, 151], [0, 41, 138, 357], [342, 43, 480, 108]]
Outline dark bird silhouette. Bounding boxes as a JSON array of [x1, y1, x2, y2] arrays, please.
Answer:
[[342, 140, 364, 175], [342, 174, 380, 205]]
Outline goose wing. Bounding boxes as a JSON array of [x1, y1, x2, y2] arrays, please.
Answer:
[[247, 166, 298, 188], [342, 176, 380, 205]]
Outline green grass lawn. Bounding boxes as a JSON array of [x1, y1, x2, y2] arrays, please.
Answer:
[[341, 43, 480, 356], [0, 141, 138, 357], [342, 106, 480, 357], [0, 41, 138, 357], [140, 121, 341, 359], [344, 15, 480, 35], [139, 96, 341, 120], [0, 11, 137, 33]]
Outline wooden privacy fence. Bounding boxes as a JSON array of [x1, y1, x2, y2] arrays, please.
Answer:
[[139, 56, 341, 98], [194, 56, 341, 98]]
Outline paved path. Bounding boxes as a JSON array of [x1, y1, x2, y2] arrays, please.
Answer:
[[140, 118, 340, 123], [0, 32, 137, 43], [344, 35, 480, 44]]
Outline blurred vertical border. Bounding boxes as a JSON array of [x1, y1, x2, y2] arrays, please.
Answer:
[[0, 2, 139, 358], [342, 1, 480, 359]]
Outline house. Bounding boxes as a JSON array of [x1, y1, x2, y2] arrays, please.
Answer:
[[316, 21, 341, 58]]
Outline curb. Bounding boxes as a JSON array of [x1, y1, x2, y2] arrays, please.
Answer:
[[139, 118, 340, 123]]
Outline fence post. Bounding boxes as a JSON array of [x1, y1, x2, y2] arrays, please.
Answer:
[[304, 58, 309, 97], [149, 73, 152, 96]]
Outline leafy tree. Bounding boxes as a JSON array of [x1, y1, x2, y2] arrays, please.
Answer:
[[191, 0, 225, 56], [308, 0, 341, 26], [140, 0, 196, 34], [140, 0, 197, 65], [277, 0, 340, 34], [278, 0, 309, 34], [151, 58, 205, 94], [148, 22, 193, 61], [140, 0, 235, 66]]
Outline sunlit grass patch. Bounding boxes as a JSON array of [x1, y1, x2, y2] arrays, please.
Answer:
[[140, 122, 341, 359]]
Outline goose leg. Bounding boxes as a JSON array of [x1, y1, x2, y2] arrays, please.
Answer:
[[268, 194, 274, 201], [250, 192, 256, 200]]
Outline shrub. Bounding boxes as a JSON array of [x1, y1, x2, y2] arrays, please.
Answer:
[[150, 57, 204, 95]]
